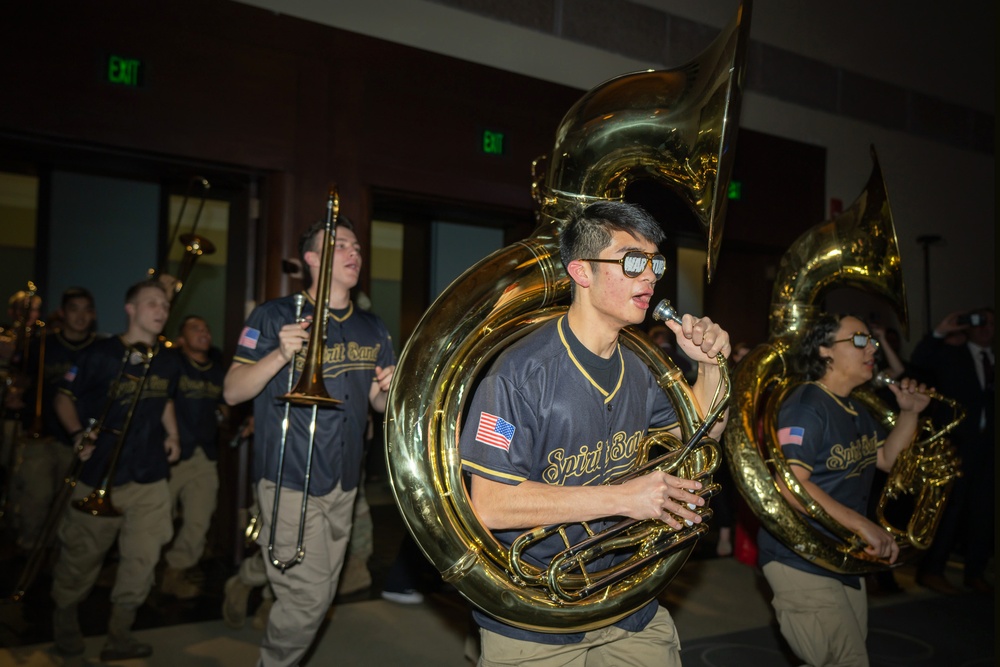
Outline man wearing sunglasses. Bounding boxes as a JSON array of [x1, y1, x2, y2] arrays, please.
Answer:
[[460, 200, 731, 666], [759, 313, 931, 667]]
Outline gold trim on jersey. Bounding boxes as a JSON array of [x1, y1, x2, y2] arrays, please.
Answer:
[[303, 290, 355, 322], [462, 459, 527, 483], [557, 316, 623, 404], [55, 331, 97, 351], [183, 355, 215, 372], [811, 381, 858, 415]]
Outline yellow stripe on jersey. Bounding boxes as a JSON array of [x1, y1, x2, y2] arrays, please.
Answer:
[[786, 457, 814, 472], [462, 459, 527, 483]]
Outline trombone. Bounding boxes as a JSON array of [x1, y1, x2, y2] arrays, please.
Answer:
[[151, 175, 215, 301], [267, 188, 343, 572], [71, 343, 156, 516], [0, 282, 44, 521], [4, 342, 154, 602]]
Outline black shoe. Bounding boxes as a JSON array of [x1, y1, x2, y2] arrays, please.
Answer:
[[100, 640, 153, 661]]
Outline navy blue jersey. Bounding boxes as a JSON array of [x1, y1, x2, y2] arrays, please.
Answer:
[[22, 331, 99, 441], [460, 316, 679, 643], [758, 381, 885, 587], [60, 336, 181, 487], [234, 293, 394, 495], [172, 348, 225, 461]]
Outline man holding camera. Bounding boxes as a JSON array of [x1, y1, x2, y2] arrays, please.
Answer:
[[911, 308, 994, 594]]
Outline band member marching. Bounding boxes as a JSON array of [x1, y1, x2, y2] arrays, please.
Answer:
[[51, 279, 181, 661], [223, 210, 395, 666]]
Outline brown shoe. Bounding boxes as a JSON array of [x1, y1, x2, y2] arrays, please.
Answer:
[[161, 567, 201, 599], [917, 572, 959, 595], [964, 577, 994, 594]]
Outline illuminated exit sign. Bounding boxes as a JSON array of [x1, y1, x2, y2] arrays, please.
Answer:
[[106, 54, 144, 87], [481, 129, 506, 156], [727, 180, 743, 200]]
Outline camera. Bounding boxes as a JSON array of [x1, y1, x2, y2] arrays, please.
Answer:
[[957, 312, 984, 327]]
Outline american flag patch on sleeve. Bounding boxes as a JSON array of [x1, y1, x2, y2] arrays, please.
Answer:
[[778, 426, 804, 445], [63, 366, 77, 383], [238, 326, 260, 350], [475, 412, 516, 451]]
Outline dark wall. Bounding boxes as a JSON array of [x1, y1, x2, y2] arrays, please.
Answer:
[[1, 0, 582, 299], [1, 0, 832, 356], [705, 130, 827, 347]]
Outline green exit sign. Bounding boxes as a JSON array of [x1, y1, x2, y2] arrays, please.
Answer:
[[727, 180, 743, 200], [481, 129, 505, 156], [106, 54, 144, 87]]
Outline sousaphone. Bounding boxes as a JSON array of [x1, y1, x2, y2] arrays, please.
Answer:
[[385, 0, 752, 632], [724, 147, 962, 574]]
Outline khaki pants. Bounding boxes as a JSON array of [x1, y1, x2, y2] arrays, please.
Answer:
[[346, 478, 372, 562], [256, 479, 356, 667], [9, 435, 76, 549], [240, 549, 270, 587], [763, 561, 869, 667], [164, 447, 219, 570], [479, 606, 681, 667], [52, 479, 173, 609]]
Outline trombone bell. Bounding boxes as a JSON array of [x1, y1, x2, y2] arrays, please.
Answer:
[[72, 488, 121, 517]]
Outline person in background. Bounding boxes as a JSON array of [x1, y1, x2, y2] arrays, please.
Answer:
[[50, 279, 181, 661], [159, 315, 226, 598], [9, 287, 99, 552], [1, 289, 44, 512], [911, 308, 995, 595]]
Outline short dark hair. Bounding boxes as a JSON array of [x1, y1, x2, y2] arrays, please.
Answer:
[[124, 278, 168, 304], [560, 201, 666, 272], [298, 215, 355, 265], [794, 312, 845, 380], [298, 215, 355, 289], [178, 314, 206, 337], [61, 287, 95, 309]]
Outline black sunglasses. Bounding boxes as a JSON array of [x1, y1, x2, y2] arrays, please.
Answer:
[[581, 251, 667, 279], [832, 332, 880, 349]]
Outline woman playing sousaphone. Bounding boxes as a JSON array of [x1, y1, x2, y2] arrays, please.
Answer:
[[758, 312, 931, 667]]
